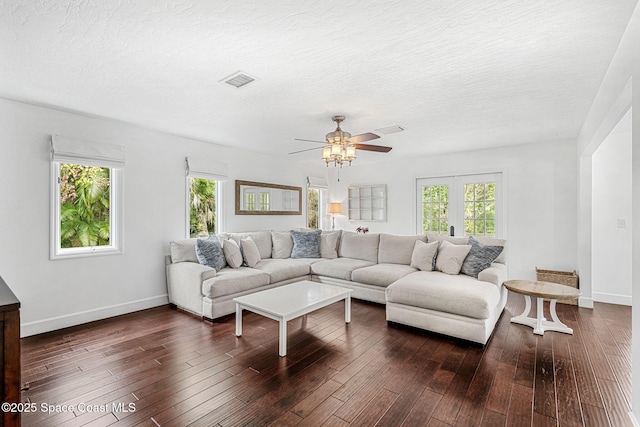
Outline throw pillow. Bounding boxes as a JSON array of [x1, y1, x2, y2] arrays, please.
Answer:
[[320, 231, 340, 259], [223, 239, 243, 268], [240, 237, 262, 268], [460, 236, 504, 278], [435, 240, 472, 275], [271, 231, 294, 259], [195, 236, 227, 271], [410, 240, 439, 271], [291, 229, 322, 258]]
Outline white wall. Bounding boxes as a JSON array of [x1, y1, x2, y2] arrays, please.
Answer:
[[325, 140, 578, 281], [575, 2, 639, 423], [592, 110, 632, 305], [0, 98, 319, 337]]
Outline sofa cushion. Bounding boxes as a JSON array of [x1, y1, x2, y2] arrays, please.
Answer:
[[320, 231, 341, 259], [240, 237, 261, 268], [311, 257, 375, 281], [252, 259, 311, 283], [386, 271, 501, 319], [229, 231, 272, 259], [170, 238, 198, 263], [435, 240, 471, 275], [223, 239, 243, 268], [378, 234, 427, 265], [351, 263, 418, 287], [339, 231, 380, 263], [460, 236, 504, 278], [195, 236, 227, 271], [291, 229, 322, 258], [271, 231, 293, 259], [472, 237, 507, 264], [410, 240, 439, 271], [202, 267, 270, 298]]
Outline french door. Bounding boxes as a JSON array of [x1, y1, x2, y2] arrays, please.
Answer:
[[416, 173, 503, 238]]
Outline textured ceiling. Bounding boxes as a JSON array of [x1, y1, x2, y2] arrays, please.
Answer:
[[0, 1, 637, 163]]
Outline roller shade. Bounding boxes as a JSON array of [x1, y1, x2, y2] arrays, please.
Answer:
[[307, 176, 328, 189], [51, 135, 126, 168], [186, 156, 228, 181]]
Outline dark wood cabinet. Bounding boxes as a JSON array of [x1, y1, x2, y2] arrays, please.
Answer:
[[0, 276, 20, 427]]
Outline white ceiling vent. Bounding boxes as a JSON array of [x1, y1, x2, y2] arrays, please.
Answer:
[[375, 125, 405, 135], [221, 71, 256, 88]]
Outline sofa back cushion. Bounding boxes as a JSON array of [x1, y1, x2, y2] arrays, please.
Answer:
[[339, 231, 380, 263], [229, 230, 272, 259], [378, 233, 427, 265]]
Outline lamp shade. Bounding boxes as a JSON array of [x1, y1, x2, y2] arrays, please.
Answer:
[[328, 202, 342, 214]]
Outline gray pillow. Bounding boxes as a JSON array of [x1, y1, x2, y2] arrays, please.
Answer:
[[195, 236, 227, 271], [460, 236, 504, 278], [291, 229, 322, 258]]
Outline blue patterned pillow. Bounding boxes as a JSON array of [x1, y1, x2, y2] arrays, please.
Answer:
[[460, 236, 503, 278], [196, 236, 227, 271], [291, 229, 322, 258]]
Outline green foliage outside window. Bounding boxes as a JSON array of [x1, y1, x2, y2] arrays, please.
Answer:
[[463, 183, 496, 236], [190, 178, 216, 237], [421, 185, 449, 234], [59, 164, 111, 248], [307, 188, 319, 229]]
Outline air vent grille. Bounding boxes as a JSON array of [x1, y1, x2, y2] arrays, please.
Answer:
[[222, 71, 256, 88], [375, 125, 405, 135]]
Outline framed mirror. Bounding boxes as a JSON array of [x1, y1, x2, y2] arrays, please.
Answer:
[[235, 180, 302, 215]]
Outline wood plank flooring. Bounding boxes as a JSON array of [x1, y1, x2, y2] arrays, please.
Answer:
[[19, 293, 632, 426]]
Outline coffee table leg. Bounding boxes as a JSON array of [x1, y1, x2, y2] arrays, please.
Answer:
[[235, 303, 243, 337], [279, 318, 287, 357], [345, 295, 351, 323]]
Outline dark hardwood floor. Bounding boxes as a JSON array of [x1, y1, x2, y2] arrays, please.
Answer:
[[20, 293, 632, 426]]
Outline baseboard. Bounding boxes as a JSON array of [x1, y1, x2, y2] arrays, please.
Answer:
[[593, 291, 632, 306], [20, 294, 169, 337], [578, 297, 594, 309], [630, 411, 640, 427]]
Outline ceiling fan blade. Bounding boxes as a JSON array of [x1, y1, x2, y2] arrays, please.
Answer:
[[356, 143, 392, 153], [349, 132, 380, 143], [288, 146, 323, 155], [294, 138, 326, 144]]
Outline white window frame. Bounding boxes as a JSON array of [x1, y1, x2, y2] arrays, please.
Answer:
[[50, 136, 125, 260], [416, 172, 504, 238], [307, 176, 329, 230], [185, 156, 228, 237]]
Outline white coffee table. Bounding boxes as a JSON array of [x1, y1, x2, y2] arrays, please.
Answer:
[[233, 280, 352, 357]]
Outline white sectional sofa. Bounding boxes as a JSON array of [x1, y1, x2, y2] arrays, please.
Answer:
[[165, 230, 507, 344]]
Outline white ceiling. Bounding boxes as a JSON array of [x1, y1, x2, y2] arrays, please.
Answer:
[[0, 1, 637, 164]]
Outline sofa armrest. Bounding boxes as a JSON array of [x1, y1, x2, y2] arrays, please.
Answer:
[[477, 262, 507, 288], [166, 262, 215, 315]]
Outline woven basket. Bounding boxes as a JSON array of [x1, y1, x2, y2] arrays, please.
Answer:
[[536, 268, 579, 305]]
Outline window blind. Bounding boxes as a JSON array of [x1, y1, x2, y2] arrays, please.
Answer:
[[307, 176, 328, 189], [186, 156, 229, 181], [51, 135, 126, 168]]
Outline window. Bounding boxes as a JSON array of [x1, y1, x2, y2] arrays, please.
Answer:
[[185, 156, 227, 237], [50, 136, 124, 259], [307, 176, 328, 230], [189, 177, 218, 237], [417, 173, 503, 237]]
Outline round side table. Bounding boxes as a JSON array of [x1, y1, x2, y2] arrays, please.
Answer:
[[504, 280, 581, 336]]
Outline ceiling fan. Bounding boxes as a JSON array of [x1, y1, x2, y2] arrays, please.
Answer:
[[289, 115, 393, 167]]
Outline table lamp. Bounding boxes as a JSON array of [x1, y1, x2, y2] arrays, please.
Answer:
[[328, 202, 342, 231]]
